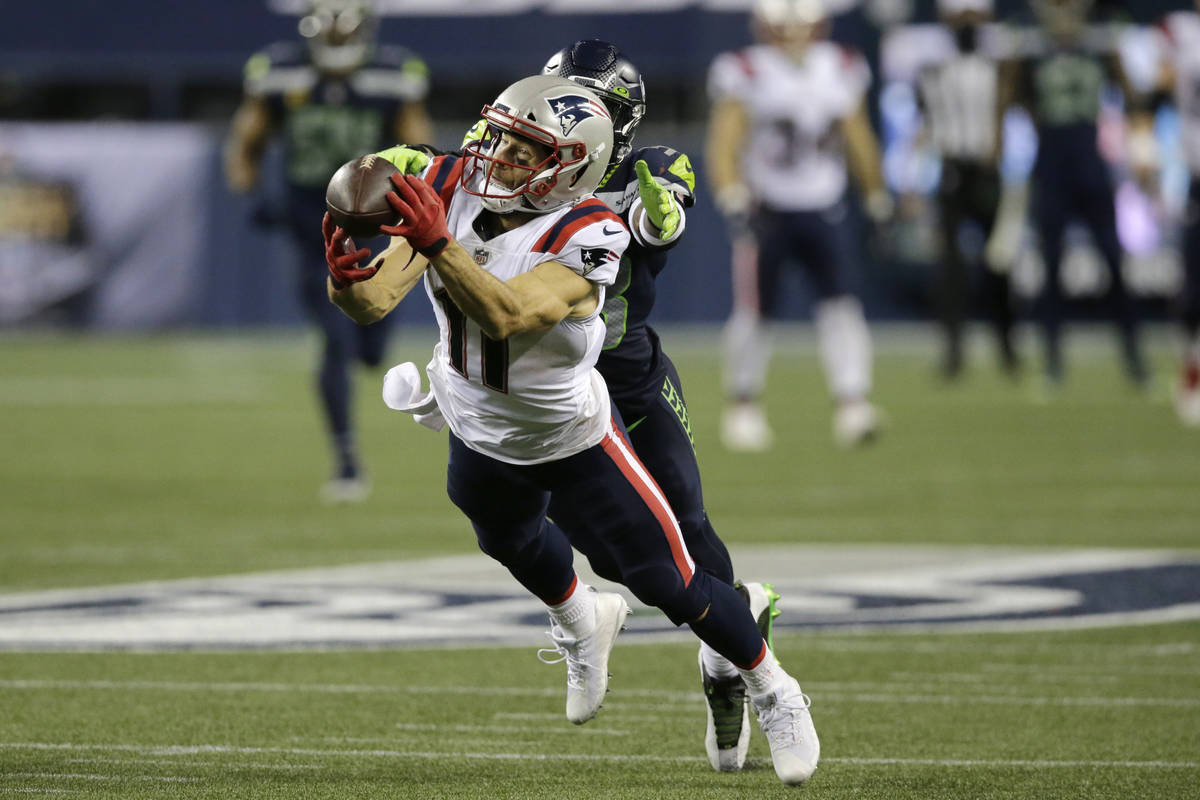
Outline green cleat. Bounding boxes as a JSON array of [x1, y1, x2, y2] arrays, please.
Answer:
[[737, 580, 781, 658]]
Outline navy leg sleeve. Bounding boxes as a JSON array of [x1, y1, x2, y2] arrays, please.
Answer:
[[623, 358, 734, 586]]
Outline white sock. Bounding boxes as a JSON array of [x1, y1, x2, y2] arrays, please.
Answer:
[[723, 309, 773, 401], [700, 642, 740, 680], [547, 581, 596, 638], [738, 646, 789, 697], [815, 295, 873, 401]]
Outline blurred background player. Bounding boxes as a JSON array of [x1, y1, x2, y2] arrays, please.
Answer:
[[707, 0, 892, 451], [1000, 0, 1147, 390], [224, 0, 433, 501], [916, 0, 1019, 380], [1148, 6, 1200, 426]]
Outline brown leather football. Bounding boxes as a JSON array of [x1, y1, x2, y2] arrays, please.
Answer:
[[325, 154, 401, 239]]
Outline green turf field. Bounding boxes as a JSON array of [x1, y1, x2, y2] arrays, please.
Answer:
[[1, 328, 1198, 798]]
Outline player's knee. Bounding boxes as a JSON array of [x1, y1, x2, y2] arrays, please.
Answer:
[[472, 523, 540, 567], [621, 564, 713, 626]]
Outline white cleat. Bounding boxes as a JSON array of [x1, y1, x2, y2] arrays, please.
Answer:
[[318, 476, 370, 504], [833, 400, 881, 448], [752, 677, 820, 785], [538, 591, 629, 725], [721, 403, 774, 452]]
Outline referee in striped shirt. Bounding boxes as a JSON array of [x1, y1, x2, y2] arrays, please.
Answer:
[[917, 0, 1019, 379]]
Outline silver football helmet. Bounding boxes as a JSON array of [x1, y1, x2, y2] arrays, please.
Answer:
[[753, 0, 827, 57], [299, 0, 375, 75], [461, 74, 614, 214]]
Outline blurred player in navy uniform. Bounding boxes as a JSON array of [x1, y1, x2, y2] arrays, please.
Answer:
[[1000, 0, 1147, 389], [707, 0, 892, 451], [1147, 6, 1200, 426], [917, 0, 1019, 379], [379, 40, 791, 774], [224, 0, 432, 501]]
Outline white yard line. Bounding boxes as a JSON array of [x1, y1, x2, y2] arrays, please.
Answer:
[[65, 756, 320, 770], [4, 772, 202, 783], [2, 678, 1195, 709], [0, 743, 1196, 770]]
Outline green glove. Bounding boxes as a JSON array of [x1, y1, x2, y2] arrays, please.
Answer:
[[461, 119, 488, 148], [634, 159, 681, 239], [375, 145, 430, 175]]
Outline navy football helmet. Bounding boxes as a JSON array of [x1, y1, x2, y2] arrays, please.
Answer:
[[543, 40, 646, 164], [298, 0, 376, 75]]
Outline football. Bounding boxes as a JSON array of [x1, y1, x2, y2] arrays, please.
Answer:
[[325, 154, 401, 239]]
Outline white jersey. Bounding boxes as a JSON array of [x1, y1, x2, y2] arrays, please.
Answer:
[[708, 42, 871, 211], [417, 155, 629, 465], [1160, 12, 1200, 175]]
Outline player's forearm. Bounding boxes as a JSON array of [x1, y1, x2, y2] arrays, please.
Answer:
[[705, 100, 749, 195], [843, 111, 886, 197], [224, 101, 271, 193], [328, 238, 428, 324], [429, 241, 530, 340]]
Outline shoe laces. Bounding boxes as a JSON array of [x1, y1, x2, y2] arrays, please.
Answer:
[[536, 625, 594, 692], [758, 690, 812, 746]]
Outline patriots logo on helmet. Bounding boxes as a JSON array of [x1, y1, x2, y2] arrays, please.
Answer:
[[546, 93, 611, 137]]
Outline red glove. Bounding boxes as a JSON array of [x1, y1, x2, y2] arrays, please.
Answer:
[[381, 173, 452, 259], [322, 212, 376, 289]]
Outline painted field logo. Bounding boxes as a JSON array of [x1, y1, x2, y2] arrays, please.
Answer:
[[0, 547, 1197, 650]]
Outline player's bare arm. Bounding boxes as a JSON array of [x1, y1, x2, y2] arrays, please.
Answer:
[[224, 96, 273, 194], [433, 249, 599, 340], [705, 97, 751, 210], [840, 100, 888, 206], [326, 232, 430, 325], [393, 102, 435, 147]]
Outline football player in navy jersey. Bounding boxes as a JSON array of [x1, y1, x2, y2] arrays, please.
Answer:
[[377, 40, 796, 777], [1000, 0, 1147, 390], [224, 0, 433, 502]]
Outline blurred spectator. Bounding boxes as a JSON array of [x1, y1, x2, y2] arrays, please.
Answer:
[[224, 0, 432, 501], [916, 0, 1019, 380], [707, 0, 891, 451], [1000, 0, 1147, 390]]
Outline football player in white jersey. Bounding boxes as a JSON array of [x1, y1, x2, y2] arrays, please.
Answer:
[[322, 74, 820, 785], [1149, 6, 1200, 426], [707, 0, 892, 451]]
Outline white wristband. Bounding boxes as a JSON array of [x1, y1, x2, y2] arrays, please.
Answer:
[[629, 195, 686, 248]]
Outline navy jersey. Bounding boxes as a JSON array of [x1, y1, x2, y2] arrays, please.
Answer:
[[1010, 28, 1122, 171], [244, 41, 429, 217], [591, 144, 697, 411]]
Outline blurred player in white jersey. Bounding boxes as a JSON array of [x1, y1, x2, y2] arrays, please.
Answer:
[[707, 0, 892, 451], [1149, 7, 1200, 425], [323, 74, 820, 785]]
